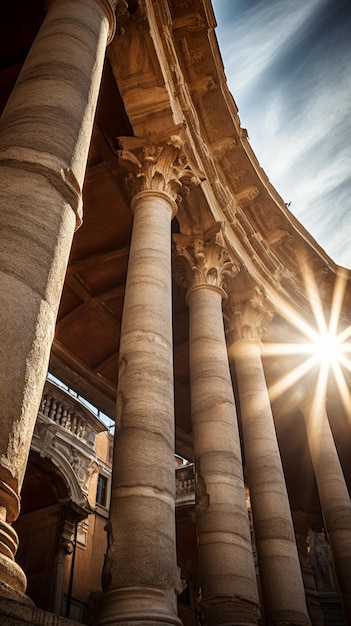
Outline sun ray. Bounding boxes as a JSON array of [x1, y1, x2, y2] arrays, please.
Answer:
[[262, 342, 316, 357], [268, 354, 318, 403], [264, 259, 351, 421], [300, 260, 328, 337], [304, 360, 330, 455], [270, 290, 320, 343], [339, 353, 351, 373], [337, 324, 351, 345], [331, 359, 351, 422]]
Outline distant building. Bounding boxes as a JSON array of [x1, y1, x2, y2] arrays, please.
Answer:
[[14, 379, 112, 623]]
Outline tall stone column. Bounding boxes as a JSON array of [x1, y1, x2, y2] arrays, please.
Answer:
[[300, 390, 351, 622], [227, 290, 311, 626], [0, 0, 116, 595], [174, 228, 260, 626], [99, 133, 198, 626]]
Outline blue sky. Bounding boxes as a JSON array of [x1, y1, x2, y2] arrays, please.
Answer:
[[212, 0, 351, 269]]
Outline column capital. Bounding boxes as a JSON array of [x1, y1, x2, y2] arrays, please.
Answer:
[[96, 0, 118, 43], [226, 287, 275, 344], [173, 223, 239, 298], [117, 126, 203, 206]]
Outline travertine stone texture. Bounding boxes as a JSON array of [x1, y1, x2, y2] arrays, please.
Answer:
[[99, 190, 181, 626], [229, 337, 311, 626], [0, 0, 114, 593], [300, 394, 351, 622], [175, 236, 260, 626]]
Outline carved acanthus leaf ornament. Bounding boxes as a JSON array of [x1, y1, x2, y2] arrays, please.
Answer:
[[174, 225, 238, 295], [118, 130, 204, 203], [227, 288, 274, 343]]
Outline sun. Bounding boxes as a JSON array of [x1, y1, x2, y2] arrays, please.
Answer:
[[262, 264, 351, 417], [311, 330, 345, 368]]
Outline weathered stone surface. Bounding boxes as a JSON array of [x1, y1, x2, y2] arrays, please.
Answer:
[[228, 294, 311, 626], [0, 0, 114, 595], [174, 233, 260, 625], [99, 153, 183, 623]]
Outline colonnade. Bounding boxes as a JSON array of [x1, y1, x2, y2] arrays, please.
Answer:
[[0, 1, 350, 625]]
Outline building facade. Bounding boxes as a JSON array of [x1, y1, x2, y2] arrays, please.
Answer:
[[15, 379, 113, 623], [0, 1, 350, 625]]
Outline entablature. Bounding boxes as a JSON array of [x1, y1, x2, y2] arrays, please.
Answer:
[[110, 0, 351, 326]]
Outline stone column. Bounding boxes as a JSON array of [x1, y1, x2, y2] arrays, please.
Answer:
[[300, 390, 351, 622], [227, 290, 311, 626], [174, 227, 260, 626], [99, 132, 198, 626], [0, 0, 116, 595]]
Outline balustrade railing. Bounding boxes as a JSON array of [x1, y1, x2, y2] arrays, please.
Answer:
[[175, 464, 195, 505], [40, 387, 101, 447]]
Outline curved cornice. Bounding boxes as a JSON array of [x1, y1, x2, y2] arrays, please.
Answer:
[[110, 0, 351, 325]]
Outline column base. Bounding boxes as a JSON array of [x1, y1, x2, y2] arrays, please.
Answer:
[[199, 595, 260, 626], [0, 584, 83, 626], [0, 580, 33, 606], [99, 586, 183, 625], [264, 612, 311, 626], [0, 552, 26, 594]]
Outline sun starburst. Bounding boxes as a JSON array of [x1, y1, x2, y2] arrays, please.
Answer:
[[262, 264, 351, 418]]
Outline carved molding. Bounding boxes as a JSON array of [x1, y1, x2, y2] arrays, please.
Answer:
[[32, 414, 97, 509]]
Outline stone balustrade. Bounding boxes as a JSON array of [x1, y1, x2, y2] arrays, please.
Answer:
[[41, 393, 88, 440], [39, 380, 107, 448], [175, 463, 195, 506]]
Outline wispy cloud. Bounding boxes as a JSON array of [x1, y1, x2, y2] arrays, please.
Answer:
[[213, 0, 351, 267], [216, 0, 324, 97]]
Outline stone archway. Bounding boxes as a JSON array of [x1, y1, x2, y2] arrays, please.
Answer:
[[13, 451, 88, 615]]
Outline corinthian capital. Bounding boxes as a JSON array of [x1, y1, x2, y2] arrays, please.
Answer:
[[96, 0, 118, 42], [226, 287, 275, 343], [117, 127, 203, 203], [173, 224, 238, 296]]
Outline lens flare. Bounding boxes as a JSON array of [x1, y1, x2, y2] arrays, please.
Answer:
[[311, 331, 344, 368], [264, 265, 351, 412]]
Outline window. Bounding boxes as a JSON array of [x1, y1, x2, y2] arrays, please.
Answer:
[[96, 473, 108, 507]]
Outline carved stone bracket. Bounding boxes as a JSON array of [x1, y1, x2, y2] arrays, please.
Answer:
[[117, 126, 204, 206], [173, 223, 239, 296]]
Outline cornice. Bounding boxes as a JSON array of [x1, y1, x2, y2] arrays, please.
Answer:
[[108, 0, 351, 324]]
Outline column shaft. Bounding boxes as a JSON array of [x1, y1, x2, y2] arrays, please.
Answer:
[[99, 190, 181, 625], [301, 398, 351, 621], [0, 0, 114, 593], [188, 286, 259, 626], [231, 340, 310, 625]]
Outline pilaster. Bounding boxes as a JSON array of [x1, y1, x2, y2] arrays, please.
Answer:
[[174, 227, 260, 626]]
